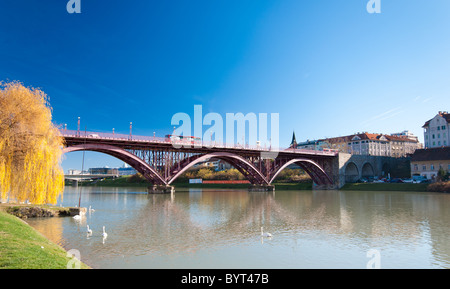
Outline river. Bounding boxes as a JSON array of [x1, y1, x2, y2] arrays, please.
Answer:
[[26, 186, 450, 269]]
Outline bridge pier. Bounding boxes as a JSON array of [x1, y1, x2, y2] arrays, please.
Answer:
[[148, 185, 175, 194], [248, 184, 275, 192]]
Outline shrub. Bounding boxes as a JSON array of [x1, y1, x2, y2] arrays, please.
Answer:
[[427, 181, 450, 193]]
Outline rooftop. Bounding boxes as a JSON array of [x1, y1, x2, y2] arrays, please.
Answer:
[[411, 147, 450, 162], [422, 111, 450, 128], [319, 132, 418, 144]]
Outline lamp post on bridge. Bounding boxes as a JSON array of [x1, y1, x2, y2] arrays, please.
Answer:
[[129, 122, 132, 140], [77, 117, 80, 137]]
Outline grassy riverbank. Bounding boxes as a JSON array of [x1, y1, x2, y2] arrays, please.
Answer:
[[69, 176, 314, 190], [0, 207, 90, 269], [68, 175, 445, 192]]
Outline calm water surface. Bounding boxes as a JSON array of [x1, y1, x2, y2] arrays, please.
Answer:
[[26, 187, 450, 269]]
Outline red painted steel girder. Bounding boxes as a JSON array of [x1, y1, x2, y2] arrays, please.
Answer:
[[167, 152, 269, 185], [63, 144, 167, 185], [269, 158, 333, 186]]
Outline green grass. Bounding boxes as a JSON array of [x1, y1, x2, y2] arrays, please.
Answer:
[[341, 182, 429, 192], [0, 210, 90, 269]]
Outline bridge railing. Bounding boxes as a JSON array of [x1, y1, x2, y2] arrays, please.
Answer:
[[60, 129, 338, 156]]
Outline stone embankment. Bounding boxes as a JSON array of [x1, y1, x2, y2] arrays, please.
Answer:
[[2, 205, 86, 219]]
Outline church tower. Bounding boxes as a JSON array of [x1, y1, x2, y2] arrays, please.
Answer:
[[290, 131, 297, 148]]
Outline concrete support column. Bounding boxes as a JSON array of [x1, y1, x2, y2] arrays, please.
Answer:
[[148, 185, 175, 194]]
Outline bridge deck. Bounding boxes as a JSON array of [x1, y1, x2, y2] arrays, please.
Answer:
[[61, 129, 337, 158]]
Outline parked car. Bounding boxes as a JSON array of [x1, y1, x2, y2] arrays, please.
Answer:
[[402, 179, 413, 183], [389, 178, 404, 183], [412, 176, 427, 183]]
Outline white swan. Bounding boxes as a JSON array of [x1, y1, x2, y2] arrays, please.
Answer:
[[87, 225, 92, 235], [89, 205, 95, 213], [261, 227, 272, 238], [73, 214, 82, 220], [102, 226, 108, 238]]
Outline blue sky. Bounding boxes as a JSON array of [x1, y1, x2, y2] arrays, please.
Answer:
[[1, 0, 450, 172]]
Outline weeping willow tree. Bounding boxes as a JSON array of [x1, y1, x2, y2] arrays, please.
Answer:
[[0, 81, 64, 204]]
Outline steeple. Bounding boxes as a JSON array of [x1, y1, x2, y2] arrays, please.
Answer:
[[290, 131, 297, 148]]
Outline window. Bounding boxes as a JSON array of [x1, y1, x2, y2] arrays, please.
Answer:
[[442, 126, 446, 130], [423, 165, 427, 170], [431, 164, 435, 170], [414, 164, 418, 171], [438, 126, 441, 131], [438, 134, 441, 138], [438, 141, 441, 146], [433, 134, 435, 139], [448, 164, 450, 171]]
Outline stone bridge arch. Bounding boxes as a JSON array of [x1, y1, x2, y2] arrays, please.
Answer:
[[361, 162, 375, 179], [344, 162, 359, 183]]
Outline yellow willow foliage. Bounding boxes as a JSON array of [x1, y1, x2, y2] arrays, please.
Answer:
[[0, 81, 64, 204]]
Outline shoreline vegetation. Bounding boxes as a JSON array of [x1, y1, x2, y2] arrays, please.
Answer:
[[0, 207, 90, 269], [67, 173, 449, 193]]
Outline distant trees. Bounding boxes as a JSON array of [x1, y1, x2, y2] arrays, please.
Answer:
[[182, 166, 311, 183], [185, 168, 245, 181], [0, 81, 64, 204], [437, 168, 449, 182]]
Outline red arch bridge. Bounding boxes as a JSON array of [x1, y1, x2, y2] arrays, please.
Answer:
[[62, 130, 338, 193]]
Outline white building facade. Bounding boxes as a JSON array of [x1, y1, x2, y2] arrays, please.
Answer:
[[312, 132, 420, 157], [423, 111, 450, 148]]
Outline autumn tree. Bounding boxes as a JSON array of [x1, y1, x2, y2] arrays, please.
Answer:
[[0, 81, 64, 204]]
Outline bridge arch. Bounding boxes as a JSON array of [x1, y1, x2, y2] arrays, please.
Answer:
[[345, 162, 359, 183], [167, 152, 269, 185], [382, 162, 391, 177], [269, 159, 333, 186], [361, 162, 375, 179], [63, 144, 167, 185]]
